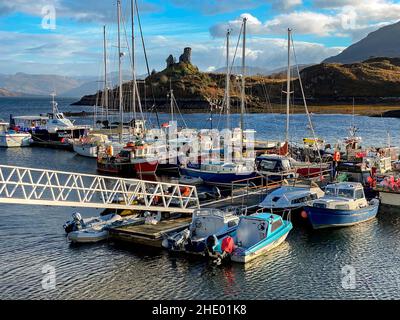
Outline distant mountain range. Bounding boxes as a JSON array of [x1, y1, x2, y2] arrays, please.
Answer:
[[0, 71, 146, 98], [324, 21, 400, 63], [0, 88, 19, 97], [213, 66, 270, 76]]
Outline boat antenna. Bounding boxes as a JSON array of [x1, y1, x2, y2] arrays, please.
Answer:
[[50, 92, 59, 114]]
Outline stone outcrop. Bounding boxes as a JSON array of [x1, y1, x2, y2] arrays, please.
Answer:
[[165, 48, 192, 69], [179, 47, 192, 64]]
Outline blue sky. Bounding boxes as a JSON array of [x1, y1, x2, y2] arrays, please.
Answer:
[[1, 0, 400, 78]]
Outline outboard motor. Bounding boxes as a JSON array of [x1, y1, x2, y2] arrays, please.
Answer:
[[63, 212, 84, 234]]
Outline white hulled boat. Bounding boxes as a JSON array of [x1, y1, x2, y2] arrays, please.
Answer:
[[0, 121, 31, 147]]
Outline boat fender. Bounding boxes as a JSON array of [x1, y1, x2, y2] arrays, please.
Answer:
[[221, 236, 235, 254], [301, 210, 308, 219]]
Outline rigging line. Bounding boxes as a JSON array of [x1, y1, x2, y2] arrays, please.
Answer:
[[290, 34, 323, 163], [172, 94, 188, 128], [229, 23, 244, 76], [135, 0, 160, 128]]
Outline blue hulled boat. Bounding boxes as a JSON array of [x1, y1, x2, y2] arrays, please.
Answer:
[[304, 182, 380, 229], [179, 161, 257, 187], [215, 213, 292, 264]]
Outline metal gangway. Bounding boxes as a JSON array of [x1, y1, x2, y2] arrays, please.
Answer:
[[0, 165, 199, 214]]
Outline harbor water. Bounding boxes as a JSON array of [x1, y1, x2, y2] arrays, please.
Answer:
[[1, 97, 400, 299]]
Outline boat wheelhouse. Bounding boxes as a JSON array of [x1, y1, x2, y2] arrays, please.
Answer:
[[162, 208, 240, 255], [259, 178, 325, 214], [255, 154, 297, 181]]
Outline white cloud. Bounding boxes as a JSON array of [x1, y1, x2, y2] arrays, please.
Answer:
[[272, 0, 303, 11]]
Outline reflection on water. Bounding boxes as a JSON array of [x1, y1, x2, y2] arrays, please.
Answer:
[[1, 99, 400, 299]]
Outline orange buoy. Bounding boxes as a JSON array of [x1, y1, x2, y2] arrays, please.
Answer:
[[301, 210, 308, 219]]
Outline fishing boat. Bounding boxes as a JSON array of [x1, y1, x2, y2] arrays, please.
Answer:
[[215, 213, 292, 264], [0, 120, 31, 147], [258, 178, 325, 215], [73, 133, 110, 158], [10, 94, 89, 150], [97, 141, 159, 176], [162, 208, 240, 255], [304, 182, 380, 229], [179, 161, 257, 187]]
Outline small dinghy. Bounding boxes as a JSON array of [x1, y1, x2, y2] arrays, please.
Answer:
[[304, 182, 380, 229], [178, 175, 203, 186], [214, 213, 292, 264], [162, 208, 240, 255], [63, 212, 122, 243]]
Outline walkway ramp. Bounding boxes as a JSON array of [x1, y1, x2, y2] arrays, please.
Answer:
[[0, 165, 199, 214]]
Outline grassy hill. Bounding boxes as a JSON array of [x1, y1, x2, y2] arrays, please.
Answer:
[[73, 57, 400, 115]]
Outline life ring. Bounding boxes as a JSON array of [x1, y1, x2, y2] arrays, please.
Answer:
[[333, 151, 341, 162]]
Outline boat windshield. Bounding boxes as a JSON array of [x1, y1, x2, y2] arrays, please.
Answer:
[[337, 188, 354, 199], [325, 187, 336, 196], [259, 159, 288, 172]]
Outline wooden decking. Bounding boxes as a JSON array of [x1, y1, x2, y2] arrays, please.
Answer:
[[109, 216, 191, 247]]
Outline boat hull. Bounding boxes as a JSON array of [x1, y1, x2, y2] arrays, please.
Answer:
[[231, 226, 291, 263], [73, 144, 98, 158], [134, 160, 159, 174], [295, 164, 330, 178], [379, 191, 400, 207], [68, 230, 109, 243], [0, 133, 31, 148], [180, 167, 257, 187], [305, 204, 379, 229]]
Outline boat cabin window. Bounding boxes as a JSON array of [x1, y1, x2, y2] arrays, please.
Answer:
[[270, 219, 283, 233], [193, 217, 226, 238], [325, 187, 336, 196], [354, 189, 365, 199], [337, 188, 354, 199], [237, 218, 267, 248], [119, 150, 131, 158]]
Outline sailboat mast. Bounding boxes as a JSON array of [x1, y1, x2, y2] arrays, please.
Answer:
[[285, 28, 292, 147], [226, 29, 231, 130], [103, 25, 108, 121], [240, 17, 247, 133], [117, 0, 123, 142], [131, 0, 136, 120]]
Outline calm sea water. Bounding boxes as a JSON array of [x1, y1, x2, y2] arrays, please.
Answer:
[[1, 97, 400, 300]]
